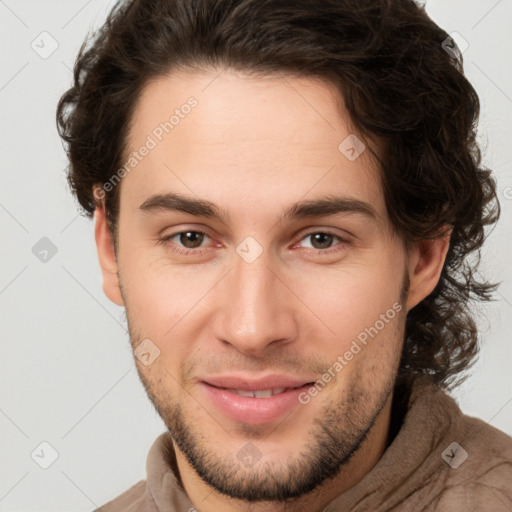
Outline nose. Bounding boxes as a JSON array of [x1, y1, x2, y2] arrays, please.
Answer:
[[213, 249, 298, 355]]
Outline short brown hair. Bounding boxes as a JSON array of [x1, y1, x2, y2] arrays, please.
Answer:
[[56, 0, 500, 391]]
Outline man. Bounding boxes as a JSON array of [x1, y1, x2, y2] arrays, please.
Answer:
[[56, 0, 512, 510]]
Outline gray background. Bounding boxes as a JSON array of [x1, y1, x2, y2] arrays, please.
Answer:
[[1, 0, 511, 510]]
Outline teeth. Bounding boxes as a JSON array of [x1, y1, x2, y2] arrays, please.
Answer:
[[253, 389, 273, 398], [234, 389, 258, 397], [227, 387, 287, 398]]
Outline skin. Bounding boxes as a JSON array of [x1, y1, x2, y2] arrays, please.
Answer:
[[94, 69, 450, 512]]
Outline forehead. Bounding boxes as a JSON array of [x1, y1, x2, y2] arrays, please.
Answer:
[[122, 69, 386, 224]]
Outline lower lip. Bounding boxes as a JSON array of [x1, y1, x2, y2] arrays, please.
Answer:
[[200, 382, 312, 425]]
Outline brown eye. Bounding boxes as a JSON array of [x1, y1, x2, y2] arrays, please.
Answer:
[[298, 232, 345, 251], [309, 233, 336, 249], [178, 231, 206, 249], [293, 230, 351, 256], [160, 230, 212, 254]]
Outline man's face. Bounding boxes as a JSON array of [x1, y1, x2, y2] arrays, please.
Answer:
[[105, 70, 412, 503]]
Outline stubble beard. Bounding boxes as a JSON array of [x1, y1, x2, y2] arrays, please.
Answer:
[[122, 271, 409, 505]]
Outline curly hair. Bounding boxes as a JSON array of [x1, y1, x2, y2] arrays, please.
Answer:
[[56, 0, 500, 391]]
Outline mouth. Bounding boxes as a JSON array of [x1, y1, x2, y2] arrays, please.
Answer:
[[216, 385, 308, 398], [200, 380, 314, 425]]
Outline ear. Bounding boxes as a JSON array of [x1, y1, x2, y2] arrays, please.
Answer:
[[406, 226, 452, 312], [93, 186, 124, 307]]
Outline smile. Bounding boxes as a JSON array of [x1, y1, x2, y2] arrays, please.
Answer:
[[200, 382, 313, 425]]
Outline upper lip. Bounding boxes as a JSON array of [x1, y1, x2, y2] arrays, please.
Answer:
[[202, 374, 314, 390]]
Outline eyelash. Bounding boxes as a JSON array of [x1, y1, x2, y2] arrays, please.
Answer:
[[158, 230, 349, 256]]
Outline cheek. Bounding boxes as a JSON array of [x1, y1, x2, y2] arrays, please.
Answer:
[[120, 254, 204, 339], [292, 263, 403, 341], [123, 267, 207, 379]]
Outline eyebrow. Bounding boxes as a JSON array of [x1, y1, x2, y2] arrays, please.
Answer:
[[139, 192, 378, 224]]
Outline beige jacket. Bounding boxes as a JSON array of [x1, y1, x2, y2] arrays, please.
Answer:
[[94, 376, 512, 511]]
